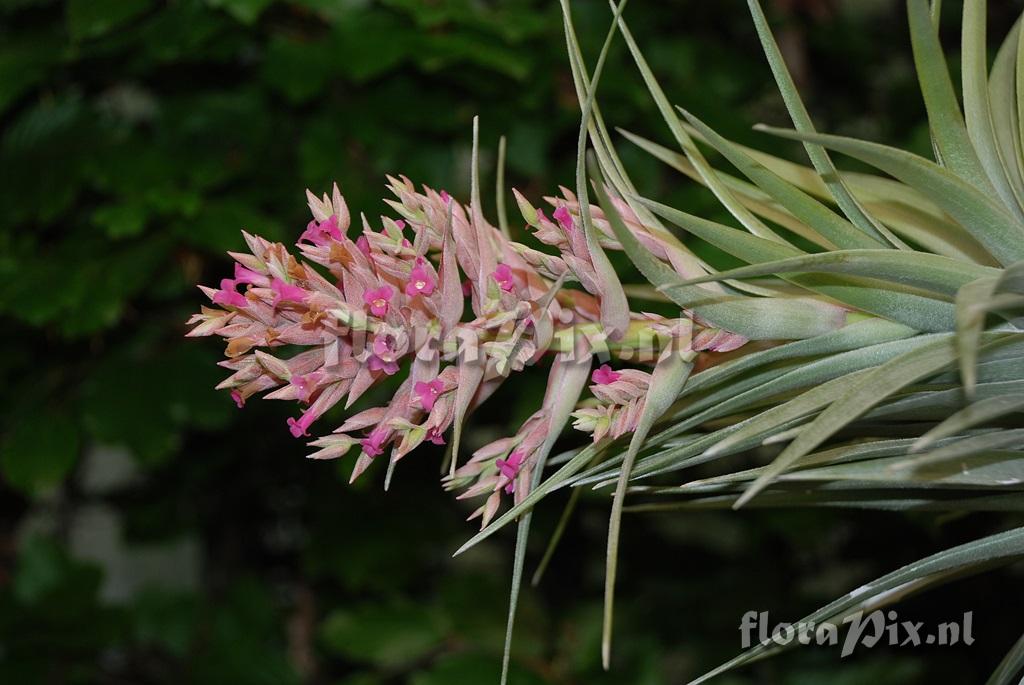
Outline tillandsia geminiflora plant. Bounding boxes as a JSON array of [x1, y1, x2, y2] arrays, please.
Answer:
[[190, 0, 1024, 682]]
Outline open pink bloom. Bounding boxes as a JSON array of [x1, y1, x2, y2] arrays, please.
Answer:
[[363, 285, 394, 317], [591, 364, 621, 385], [425, 427, 445, 445], [287, 411, 316, 438], [367, 331, 405, 375], [299, 214, 342, 245], [230, 390, 245, 408], [213, 279, 248, 308], [271, 278, 307, 306], [495, 449, 526, 494], [361, 427, 388, 457], [291, 372, 323, 404], [299, 221, 321, 245], [493, 263, 515, 292], [414, 378, 445, 412], [372, 333, 404, 359], [405, 259, 436, 297], [234, 263, 268, 286], [368, 354, 399, 375], [553, 205, 574, 231]]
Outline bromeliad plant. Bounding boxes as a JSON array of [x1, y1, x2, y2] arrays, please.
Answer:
[[190, 0, 1024, 682]]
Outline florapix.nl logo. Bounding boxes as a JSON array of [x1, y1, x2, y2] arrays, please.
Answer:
[[740, 610, 975, 658]]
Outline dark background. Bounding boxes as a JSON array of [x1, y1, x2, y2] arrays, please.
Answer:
[[2, 0, 1023, 683]]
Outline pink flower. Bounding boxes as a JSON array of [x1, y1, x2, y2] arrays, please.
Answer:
[[361, 428, 388, 457], [440, 190, 451, 204], [405, 259, 436, 297], [287, 411, 316, 438], [234, 263, 267, 286], [368, 331, 406, 375], [271, 278, 307, 306], [414, 378, 445, 412], [299, 221, 320, 244], [230, 390, 245, 408], [356, 235, 371, 256], [426, 427, 446, 445], [372, 333, 403, 359], [291, 372, 323, 404], [213, 279, 248, 308], [299, 214, 342, 245], [553, 205, 574, 231], [363, 285, 394, 317], [591, 364, 621, 385], [495, 449, 526, 494], [368, 355, 399, 376], [323, 215, 342, 239], [394, 219, 406, 231], [493, 263, 515, 292]]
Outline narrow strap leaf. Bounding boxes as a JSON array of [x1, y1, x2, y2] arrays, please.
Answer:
[[495, 134, 511, 239], [636, 195, 803, 261], [572, 0, 631, 341], [757, 125, 1024, 266], [679, 108, 885, 249], [622, 128, 835, 249], [956, 275, 1001, 398], [470, 116, 497, 310], [449, 355, 485, 477], [628, 491, 1024, 513], [594, 162, 850, 339], [1016, 12, 1024, 183], [893, 431, 1024, 471], [626, 125, 993, 262], [499, 351, 592, 685], [644, 196, 960, 332], [962, 0, 1024, 220], [670, 248, 998, 298], [679, 317, 916, 397], [734, 334, 1012, 508], [989, 18, 1024, 210], [559, 0, 705, 274], [606, 0, 786, 243], [603, 345, 693, 668], [907, 0, 995, 193], [746, 0, 907, 247]]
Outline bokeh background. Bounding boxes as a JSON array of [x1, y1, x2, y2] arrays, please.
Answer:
[[3, 0, 1024, 683]]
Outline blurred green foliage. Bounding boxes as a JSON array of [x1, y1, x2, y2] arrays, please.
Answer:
[[2, 0, 1022, 682]]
